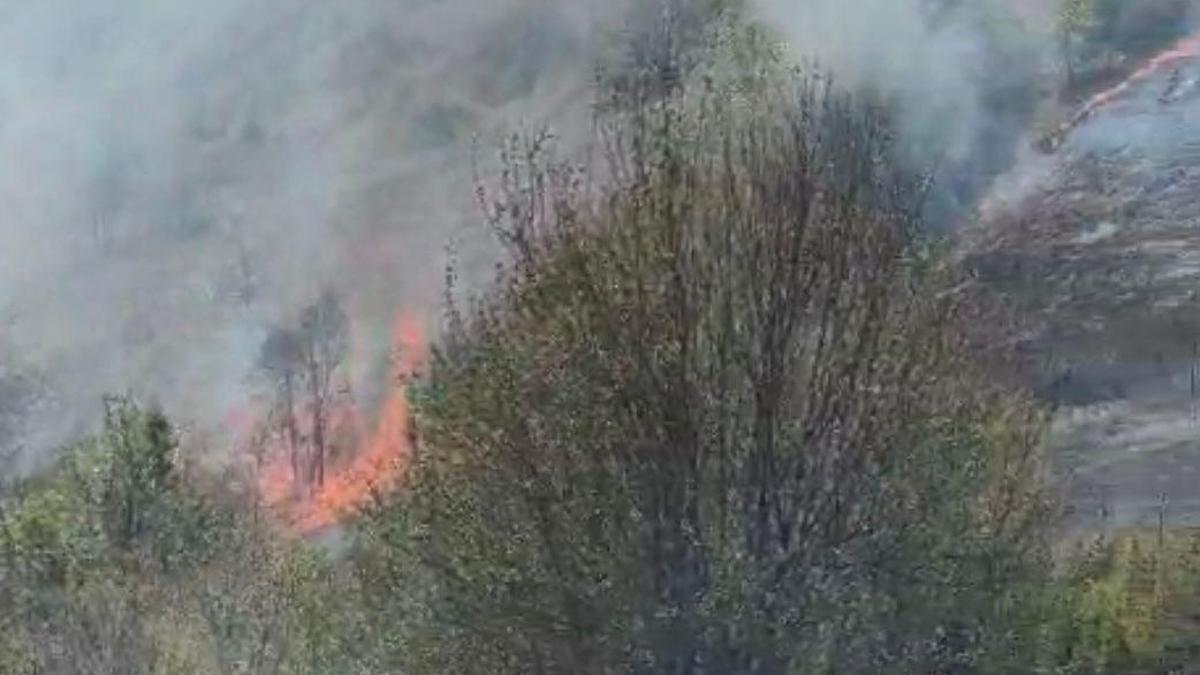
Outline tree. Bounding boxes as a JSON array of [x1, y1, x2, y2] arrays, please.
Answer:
[[1058, 0, 1097, 91], [255, 290, 349, 493], [259, 326, 306, 482], [296, 290, 348, 488], [356, 19, 1054, 674], [0, 398, 198, 674], [1055, 0, 1189, 95], [0, 399, 367, 674]]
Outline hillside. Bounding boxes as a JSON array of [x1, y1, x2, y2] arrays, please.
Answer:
[[10, 1, 1200, 673], [972, 33, 1200, 531], [0, 0, 621, 469]]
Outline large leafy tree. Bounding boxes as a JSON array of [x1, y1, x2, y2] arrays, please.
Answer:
[[356, 15, 1054, 675]]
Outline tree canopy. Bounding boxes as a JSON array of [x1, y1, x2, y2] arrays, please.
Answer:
[[354, 22, 1056, 674]]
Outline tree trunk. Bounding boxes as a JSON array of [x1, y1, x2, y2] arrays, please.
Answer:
[[308, 355, 326, 489], [283, 373, 300, 487]]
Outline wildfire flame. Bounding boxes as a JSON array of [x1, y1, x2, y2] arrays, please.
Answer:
[[1056, 33, 1200, 143], [239, 311, 428, 535]]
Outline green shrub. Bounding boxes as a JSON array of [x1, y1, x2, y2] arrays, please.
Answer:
[[1044, 529, 1200, 673], [0, 399, 366, 674]]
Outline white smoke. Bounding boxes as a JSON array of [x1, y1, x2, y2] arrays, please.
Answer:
[[0, 0, 1054, 471], [757, 0, 1052, 221], [0, 0, 626, 469]]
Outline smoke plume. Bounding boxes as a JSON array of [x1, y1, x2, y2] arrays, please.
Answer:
[[759, 0, 1051, 224], [0, 0, 626, 470], [0, 0, 1051, 472]]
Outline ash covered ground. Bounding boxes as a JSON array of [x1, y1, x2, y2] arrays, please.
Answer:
[[972, 47, 1200, 531]]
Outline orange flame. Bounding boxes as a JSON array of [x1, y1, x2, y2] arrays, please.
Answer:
[[297, 313, 427, 532], [244, 311, 428, 535], [1063, 33, 1200, 136]]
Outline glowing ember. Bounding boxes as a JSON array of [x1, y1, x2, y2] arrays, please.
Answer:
[[241, 311, 428, 534]]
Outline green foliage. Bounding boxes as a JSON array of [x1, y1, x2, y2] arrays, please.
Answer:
[[1058, 0, 1099, 88], [2, 399, 184, 589], [0, 398, 365, 674], [355, 17, 1059, 673], [1058, 0, 1099, 38], [12, 5, 1200, 675], [1056, 0, 1190, 91], [1039, 529, 1200, 673]]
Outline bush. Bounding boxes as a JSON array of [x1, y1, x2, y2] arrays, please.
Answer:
[[1043, 529, 1200, 673], [0, 398, 365, 675]]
